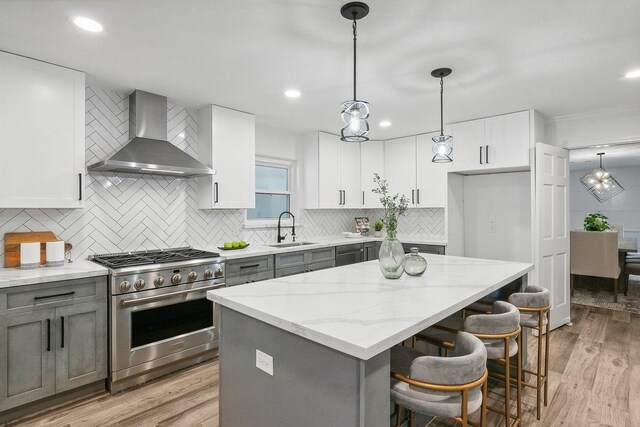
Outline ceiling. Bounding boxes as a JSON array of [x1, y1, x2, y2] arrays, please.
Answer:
[[570, 143, 640, 170], [1, 0, 639, 139]]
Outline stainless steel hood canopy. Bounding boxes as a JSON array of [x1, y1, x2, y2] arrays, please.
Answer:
[[88, 90, 214, 178]]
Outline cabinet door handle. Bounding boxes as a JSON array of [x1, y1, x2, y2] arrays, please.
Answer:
[[412, 189, 415, 204], [34, 291, 75, 302], [362, 190, 365, 205], [342, 190, 346, 205], [78, 173, 82, 200], [485, 145, 489, 164], [480, 146, 483, 164], [416, 189, 420, 205], [46, 319, 51, 352], [214, 182, 219, 203], [240, 264, 261, 269], [61, 316, 65, 349]]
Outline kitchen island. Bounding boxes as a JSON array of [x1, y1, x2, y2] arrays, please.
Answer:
[[207, 254, 534, 427]]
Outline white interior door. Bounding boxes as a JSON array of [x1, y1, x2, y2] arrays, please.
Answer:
[[535, 142, 570, 330]]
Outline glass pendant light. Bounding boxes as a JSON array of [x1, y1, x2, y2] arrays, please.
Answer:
[[579, 152, 624, 202], [340, 2, 370, 142], [431, 68, 453, 162]]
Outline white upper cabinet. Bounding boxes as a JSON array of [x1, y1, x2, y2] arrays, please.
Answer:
[[484, 111, 530, 169], [302, 132, 360, 209], [360, 140, 384, 208], [383, 136, 417, 205], [198, 105, 255, 209], [0, 51, 85, 208], [416, 133, 449, 208], [449, 111, 532, 173]]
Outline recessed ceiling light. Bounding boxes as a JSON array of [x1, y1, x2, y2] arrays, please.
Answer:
[[625, 69, 640, 79], [284, 89, 301, 98], [71, 16, 103, 33], [379, 120, 391, 127]]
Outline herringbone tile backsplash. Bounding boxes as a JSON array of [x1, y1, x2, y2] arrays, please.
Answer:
[[0, 87, 444, 266]]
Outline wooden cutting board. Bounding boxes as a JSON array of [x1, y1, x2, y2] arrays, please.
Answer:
[[4, 231, 61, 268]]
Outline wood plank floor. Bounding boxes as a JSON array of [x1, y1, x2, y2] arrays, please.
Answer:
[[4, 304, 638, 427]]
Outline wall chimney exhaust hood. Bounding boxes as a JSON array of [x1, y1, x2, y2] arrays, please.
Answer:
[[88, 90, 214, 178]]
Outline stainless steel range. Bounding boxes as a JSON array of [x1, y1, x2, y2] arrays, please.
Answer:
[[90, 247, 225, 393]]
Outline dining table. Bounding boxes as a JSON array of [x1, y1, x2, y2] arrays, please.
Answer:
[[619, 237, 638, 292]]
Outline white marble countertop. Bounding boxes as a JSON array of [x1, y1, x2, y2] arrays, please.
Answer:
[[208, 254, 533, 360], [0, 260, 109, 289], [212, 235, 448, 261]]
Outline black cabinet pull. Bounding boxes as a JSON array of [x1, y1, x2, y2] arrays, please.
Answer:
[[417, 189, 420, 205], [480, 146, 483, 164], [240, 264, 260, 269], [338, 190, 342, 205], [343, 190, 346, 205], [411, 189, 415, 204], [34, 291, 75, 301], [78, 173, 82, 200], [46, 319, 51, 352], [362, 190, 365, 205], [61, 316, 65, 349], [214, 182, 219, 203], [485, 145, 489, 164]]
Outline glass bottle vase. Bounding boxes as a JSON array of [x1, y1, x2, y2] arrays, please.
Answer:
[[378, 232, 405, 279], [404, 247, 427, 276]]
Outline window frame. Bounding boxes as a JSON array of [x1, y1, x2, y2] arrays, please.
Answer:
[[244, 157, 296, 228]]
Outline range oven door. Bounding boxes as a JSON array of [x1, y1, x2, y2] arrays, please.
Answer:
[[111, 280, 224, 381]]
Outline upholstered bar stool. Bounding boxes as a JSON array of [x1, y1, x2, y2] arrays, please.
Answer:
[[391, 332, 488, 427], [416, 301, 522, 427], [508, 285, 550, 420]]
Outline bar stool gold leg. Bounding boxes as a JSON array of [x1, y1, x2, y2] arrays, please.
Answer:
[[536, 313, 543, 419], [481, 377, 488, 427], [517, 331, 522, 423], [544, 314, 550, 406], [394, 404, 402, 427], [461, 388, 469, 427], [408, 409, 414, 427], [504, 337, 511, 426]]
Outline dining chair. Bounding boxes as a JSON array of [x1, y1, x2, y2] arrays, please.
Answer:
[[624, 254, 640, 294], [391, 332, 488, 427], [570, 230, 620, 302]]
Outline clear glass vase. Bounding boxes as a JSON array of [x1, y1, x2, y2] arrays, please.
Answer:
[[404, 248, 427, 276], [378, 231, 405, 279]]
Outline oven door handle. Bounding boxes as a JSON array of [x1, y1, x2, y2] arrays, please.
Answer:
[[119, 284, 226, 308]]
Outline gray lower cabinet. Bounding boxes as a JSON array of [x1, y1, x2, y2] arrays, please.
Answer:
[[275, 248, 335, 278], [0, 276, 107, 412], [226, 256, 274, 286], [363, 242, 377, 261]]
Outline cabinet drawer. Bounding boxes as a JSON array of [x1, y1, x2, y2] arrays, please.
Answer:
[[275, 251, 306, 269], [305, 247, 335, 264], [274, 265, 307, 278], [0, 276, 108, 317], [226, 270, 274, 287], [306, 260, 335, 273], [402, 244, 445, 255], [227, 256, 273, 275]]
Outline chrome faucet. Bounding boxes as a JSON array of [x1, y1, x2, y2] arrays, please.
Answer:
[[277, 211, 296, 243]]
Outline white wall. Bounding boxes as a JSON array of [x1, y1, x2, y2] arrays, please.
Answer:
[[546, 106, 640, 148], [462, 172, 532, 262], [570, 165, 640, 241], [255, 123, 302, 161]]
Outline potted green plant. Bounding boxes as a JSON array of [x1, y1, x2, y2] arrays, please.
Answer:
[[372, 173, 409, 279], [373, 219, 384, 237], [584, 213, 610, 231]]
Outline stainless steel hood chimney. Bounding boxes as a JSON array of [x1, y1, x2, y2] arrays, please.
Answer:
[[88, 90, 214, 178]]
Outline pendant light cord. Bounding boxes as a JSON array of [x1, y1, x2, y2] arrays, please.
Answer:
[[440, 77, 444, 136], [352, 19, 357, 101]]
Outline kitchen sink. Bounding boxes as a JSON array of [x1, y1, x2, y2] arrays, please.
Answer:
[[266, 242, 317, 248]]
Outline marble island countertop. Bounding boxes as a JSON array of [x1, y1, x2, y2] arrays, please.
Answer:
[[210, 234, 448, 261], [0, 259, 109, 289], [208, 254, 533, 360]]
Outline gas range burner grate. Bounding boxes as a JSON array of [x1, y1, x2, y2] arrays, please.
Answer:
[[90, 247, 220, 269]]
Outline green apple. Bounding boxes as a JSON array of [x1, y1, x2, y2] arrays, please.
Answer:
[[232, 241, 240, 248], [239, 240, 247, 248], [224, 242, 232, 249]]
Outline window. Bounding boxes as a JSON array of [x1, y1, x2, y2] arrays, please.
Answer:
[[246, 160, 293, 222]]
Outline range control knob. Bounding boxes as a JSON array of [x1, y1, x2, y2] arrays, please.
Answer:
[[204, 269, 213, 279], [188, 271, 198, 281], [214, 268, 223, 278], [119, 281, 131, 293], [171, 274, 183, 285], [134, 279, 145, 290], [154, 276, 165, 287]]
